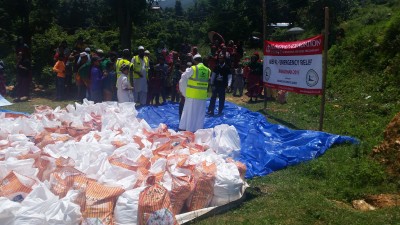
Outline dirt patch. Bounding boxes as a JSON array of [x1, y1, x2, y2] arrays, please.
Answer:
[[365, 194, 400, 208], [371, 112, 400, 180]]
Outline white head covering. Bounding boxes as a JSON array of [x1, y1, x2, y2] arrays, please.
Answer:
[[138, 46, 145, 50], [193, 54, 202, 59]]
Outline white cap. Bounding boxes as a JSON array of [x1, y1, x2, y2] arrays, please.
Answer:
[[144, 50, 150, 54], [80, 52, 88, 57], [193, 54, 202, 59], [85, 47, 91, 52], [138, 46, 145, 50], [96, 49, 104, 53]]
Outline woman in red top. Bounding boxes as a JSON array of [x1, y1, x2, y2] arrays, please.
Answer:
[[246, 54, 263, 103]]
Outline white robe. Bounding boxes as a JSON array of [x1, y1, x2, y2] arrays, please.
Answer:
[[178, 64, 207, 132], [131, 56, 148, 105], [117, 74, 133, 103]]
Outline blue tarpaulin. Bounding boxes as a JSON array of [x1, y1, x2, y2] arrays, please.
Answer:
[[137, 101, 357, 179], [1, 101, 357, 179]]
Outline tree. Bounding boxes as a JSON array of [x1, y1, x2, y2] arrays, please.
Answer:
[[175, 0, 183, 16], [108, 0, 146, 50]]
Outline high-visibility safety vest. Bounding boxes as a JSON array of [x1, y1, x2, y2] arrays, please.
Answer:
[[115, 58, 133, 78], [115, 58, 133, 86], [132, 55, 149, 79], [186, 63, 210, 100]]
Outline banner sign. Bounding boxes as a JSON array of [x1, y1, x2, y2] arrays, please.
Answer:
[[263, 35, 323, 95]]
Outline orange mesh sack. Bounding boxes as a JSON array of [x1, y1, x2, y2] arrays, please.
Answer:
[[0, 171, 36, 202], [186, 162, 216, 211], [138, 176, 178, 225], [81, 180, 125, 225], [169, 173, 192, 215], [49, 166, 83, 198]]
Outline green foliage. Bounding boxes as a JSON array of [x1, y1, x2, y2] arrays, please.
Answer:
[[39, 66, 56, 87], [31, 25, 68, 77]]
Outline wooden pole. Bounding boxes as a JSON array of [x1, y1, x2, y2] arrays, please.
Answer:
[[319, 7, 329, 131], [262, 0, 267, 111]]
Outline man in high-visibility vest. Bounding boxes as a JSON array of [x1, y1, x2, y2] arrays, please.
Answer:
[[131, 46, 149, 106], [115, 49, 133, 86], [178, 54, 211, 132]]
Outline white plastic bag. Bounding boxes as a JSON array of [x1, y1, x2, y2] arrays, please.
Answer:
[[210, 162, 244, 206], [114, 187, 146, 225]]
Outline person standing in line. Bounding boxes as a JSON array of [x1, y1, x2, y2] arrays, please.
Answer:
[[14, 51, 32, 102], [76, 52, 91, 101], [207, 55, 232, 116], [232, 63, 244, 97], [131, 46, 149, 106], [170, 63, 182, 103], [102, 61, 117, 101], [246, 54, 263, 103], [178, 54, 211, 132], [116, 64, 134, 103], [53, 53, 66, 101], [146, 61, 159, 105], [115, 49, 133, 84], [65, 51, 75, 94], [89, 56, 104, 103], [154, 56, 169, 104]]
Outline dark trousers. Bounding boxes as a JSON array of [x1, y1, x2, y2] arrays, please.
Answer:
[[170, 84, 180, 103], [77, 82, 86, 102], [208, 86, 226, 114], [179, 96, 185, 120], [90, 89, 102, 103], [56, 76, 65, 100]]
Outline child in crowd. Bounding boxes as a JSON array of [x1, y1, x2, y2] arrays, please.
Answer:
[[116, 64, 133, 103]]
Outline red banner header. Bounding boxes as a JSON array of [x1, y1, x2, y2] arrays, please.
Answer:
[[264, 35, 324, 56]]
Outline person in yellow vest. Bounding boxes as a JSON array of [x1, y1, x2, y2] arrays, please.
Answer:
[[115, 49, 133, 86], [178, 54, 211, 132], [131, 46, 149, 106]]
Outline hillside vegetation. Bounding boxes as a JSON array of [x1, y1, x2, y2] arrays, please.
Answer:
[[196, 1, 400, 224]]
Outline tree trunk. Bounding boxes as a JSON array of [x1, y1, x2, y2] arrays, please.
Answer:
[[117, 0, 132, 51]]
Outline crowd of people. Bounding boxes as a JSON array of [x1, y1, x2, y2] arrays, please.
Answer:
[[1, 36, 266, 132], [48, 38, 264, 107]]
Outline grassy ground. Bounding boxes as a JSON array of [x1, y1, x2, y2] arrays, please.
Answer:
[[1, 86, 400, 225]]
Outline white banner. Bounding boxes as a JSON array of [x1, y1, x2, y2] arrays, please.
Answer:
[[263, 35, 323, 95]]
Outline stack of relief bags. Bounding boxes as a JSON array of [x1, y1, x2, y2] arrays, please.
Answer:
[[0, 100, 247, 225]]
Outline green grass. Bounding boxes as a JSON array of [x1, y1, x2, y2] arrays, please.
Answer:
[[192, 93, 400, 225]]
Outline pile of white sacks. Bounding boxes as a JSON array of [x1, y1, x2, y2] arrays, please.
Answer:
[[0, 100, 247, 225]]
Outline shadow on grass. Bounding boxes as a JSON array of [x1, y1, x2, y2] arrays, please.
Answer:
[[257, 109, 300, 130]]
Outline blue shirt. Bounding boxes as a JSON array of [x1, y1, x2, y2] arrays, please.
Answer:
[[90, 66, 103, 91]]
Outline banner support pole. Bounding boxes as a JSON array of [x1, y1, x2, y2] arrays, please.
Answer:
[[262, 0, 268, 112], [319, 7, 329, 131]]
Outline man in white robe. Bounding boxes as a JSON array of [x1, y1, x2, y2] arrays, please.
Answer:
[[179, 54, 211, 132]]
